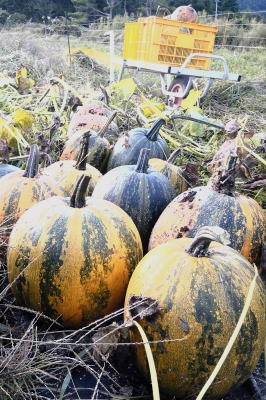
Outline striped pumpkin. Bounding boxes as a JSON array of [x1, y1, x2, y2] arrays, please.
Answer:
[[0, 144, 66, 247], [148, 147, 188, 196], [92, 148, 176, 253], [107, 118, 169, 171], [43, 132, 102, 195], [60, 115, 114, 173], [125, 226, 266, 399], [148, 185, 266, 267], [7, 175, 143, 328], [67, 111, 119, 144]]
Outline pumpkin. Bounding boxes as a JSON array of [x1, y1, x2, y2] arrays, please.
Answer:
[[124, 226, 266, 399], [43, 132, 102, 195], [170, 5, 198, 23], [7, 174, 143, 329], [67, 110, 119, 144], [60, 114, 114, 173], [0, 163, 21, 178], [149, 159, 266, 267], [0, 144, 66, 248], [148, 147, 188, 196], [92, 148, 176, 253], [72, 102, 113, 120], [107, 118, 169, 172]]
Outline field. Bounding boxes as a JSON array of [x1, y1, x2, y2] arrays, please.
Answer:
[[0, 15, 266, 400]]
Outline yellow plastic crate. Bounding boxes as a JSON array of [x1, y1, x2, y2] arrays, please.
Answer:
[[124, 17, 218, 70], [123, 22, 139, 59]]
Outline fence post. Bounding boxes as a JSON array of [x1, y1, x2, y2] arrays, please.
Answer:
[[104, 30, 115, 82]]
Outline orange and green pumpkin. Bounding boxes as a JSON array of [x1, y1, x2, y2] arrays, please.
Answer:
[[0, 144, 66, 247], [60, 115, 113, 173], [107, 118, 169, 171], [92, 148, 176, 253], [148, 147, 188, 196], [67, 110, 119, 144], [149, 184, 266, 267], [7, 175, 143, 329], [43, 132, 102, 195], [124, 226, 266, 399]]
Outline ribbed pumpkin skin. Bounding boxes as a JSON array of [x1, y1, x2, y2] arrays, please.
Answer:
[[107, 128, 169, 171], [67, 114, 119, 144], [60, 130, 111, 172], [92, 164, 175, 253], [124, 239, 266, 399], [0, 171, 66, 244], [7, 196, 143, 329], [149, 186, 266, 265], [43, 160, 102, 196], [148, 157, 188, 196]]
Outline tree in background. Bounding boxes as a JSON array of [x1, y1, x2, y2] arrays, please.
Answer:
[[0, 0, 74, 22]]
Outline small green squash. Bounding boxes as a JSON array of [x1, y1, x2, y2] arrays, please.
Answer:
[[107, 118, 169, 171], [92, 148, 175, 253], [125, 226, 266, 399], [7, 175, 143, 329]]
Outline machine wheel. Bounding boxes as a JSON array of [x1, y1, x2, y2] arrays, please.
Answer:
[[166, 75, 193, 109]]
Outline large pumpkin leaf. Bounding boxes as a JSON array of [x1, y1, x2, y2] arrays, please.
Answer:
[[110, 78, 136, 100], [13, 109, 35, 130]]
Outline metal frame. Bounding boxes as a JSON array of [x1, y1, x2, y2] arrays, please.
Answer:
[[117, 53, 241, 100]]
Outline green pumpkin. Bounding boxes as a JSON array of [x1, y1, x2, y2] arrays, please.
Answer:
[[107, 118, 169, 171], [92, 148, 175, 253]]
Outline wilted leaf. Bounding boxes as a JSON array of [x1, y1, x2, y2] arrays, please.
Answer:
[[17, 77, 35, 91], [181, 89, 202, 110], [224, 119, 240, 138], [13, 109, 35, 130], [16, 66, 28, 81], [183, 162, 200, 187], [110, 78, 136, 100]]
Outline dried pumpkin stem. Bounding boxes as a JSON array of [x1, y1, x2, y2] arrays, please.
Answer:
[[135, 148, 150, 173], [186, 226, 230, 257], [75, 131, 91, 171], [146, 118, 165, 141], [70, 174, 90, 208], [22, 144, 39, 178], [98, 110, 117, 138]]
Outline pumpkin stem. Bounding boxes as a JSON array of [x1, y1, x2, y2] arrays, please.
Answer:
[[74, 131, 91, 171], [167, 147, 181, 164], [146, 118, 165, 141], [70, 174, 90, 208], [98, 110, 117, 138], [135, 148, 150, 173], [208, 154, 238, 196], [22, 144, 39, 178], [186, 226, 230, 257]]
